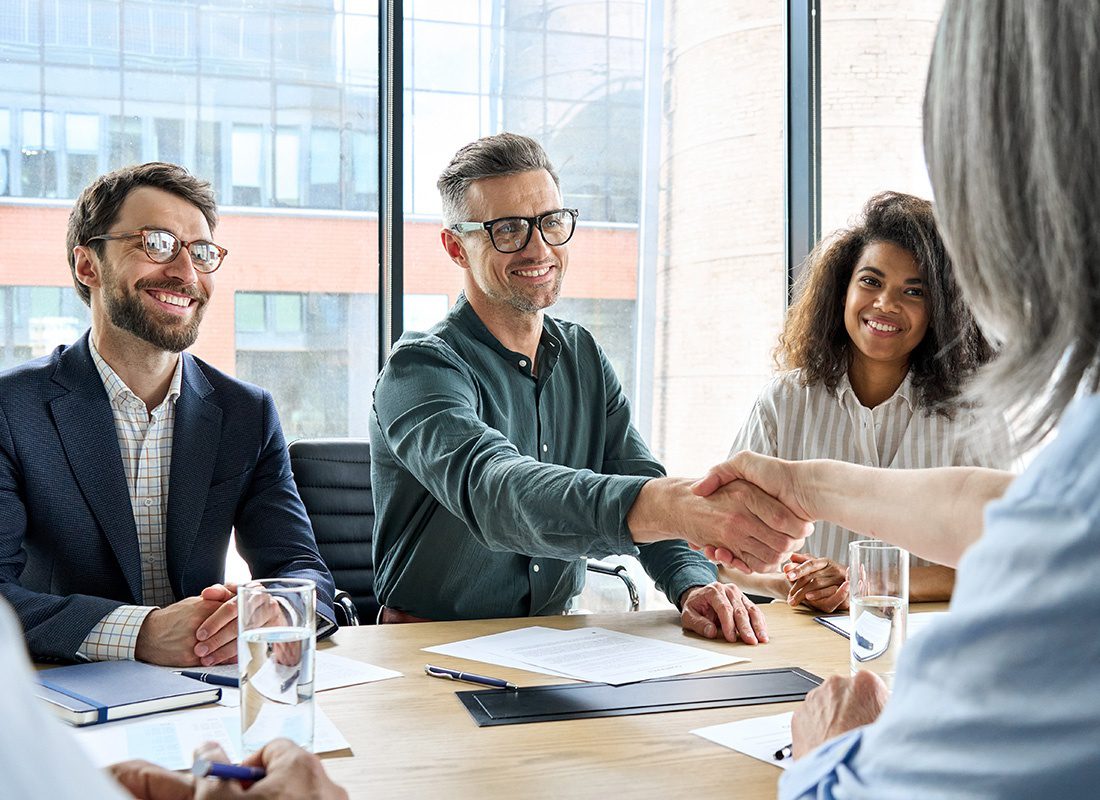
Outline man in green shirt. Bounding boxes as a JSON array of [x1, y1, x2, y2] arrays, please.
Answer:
[[369, 133, 811, 642]]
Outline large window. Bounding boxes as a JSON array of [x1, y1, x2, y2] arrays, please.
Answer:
[[0, 1, 945, 609], [0, 0, 381, 442]]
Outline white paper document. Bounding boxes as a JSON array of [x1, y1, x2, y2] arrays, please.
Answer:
[[692, 711, 793, 770], [425, 625, 749, 685], [169, 651, 403, 707], [817, 611, 948, 640], [72, 705, 350, 770]]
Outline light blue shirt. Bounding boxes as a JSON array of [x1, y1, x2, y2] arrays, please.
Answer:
[[780, 394, 1100, 799]]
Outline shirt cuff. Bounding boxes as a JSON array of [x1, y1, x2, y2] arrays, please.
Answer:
[[77, 605, 156, 662], [778, 727, 865, 800]]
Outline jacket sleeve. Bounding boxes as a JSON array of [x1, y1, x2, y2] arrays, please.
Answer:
[[0, 403, 124, 661]]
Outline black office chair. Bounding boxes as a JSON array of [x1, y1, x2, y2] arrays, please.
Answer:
[[288, 438, 378, 627]]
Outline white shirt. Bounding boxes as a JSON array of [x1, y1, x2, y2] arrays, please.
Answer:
[[729, 369, 1011, 565], [0, 600, 129, 799]]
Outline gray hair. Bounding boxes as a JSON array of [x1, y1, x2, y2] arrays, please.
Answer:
[[436, 132, 560, 228], [924, 0, 1100, 451]]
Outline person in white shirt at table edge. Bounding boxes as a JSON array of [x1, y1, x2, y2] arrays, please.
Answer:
[[724, 190, 1010, 612]]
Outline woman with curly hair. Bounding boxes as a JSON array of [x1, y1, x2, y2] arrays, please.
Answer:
[[725, 190, 1010, 610]]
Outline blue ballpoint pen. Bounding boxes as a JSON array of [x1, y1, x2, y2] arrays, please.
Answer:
[[424, 664, 518, 690], [192, 757, 266, 782], [180, 670, 240, 688]]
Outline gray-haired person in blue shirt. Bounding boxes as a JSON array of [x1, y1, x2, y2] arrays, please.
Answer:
[[695, 1, 1100, 796], [369, 132, 812, 641]]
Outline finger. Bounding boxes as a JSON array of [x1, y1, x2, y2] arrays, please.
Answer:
[[702, 589, 747, 644], [726, 597, 759, 645], [681, 603, 719, 639], [690, 461, 742, 497], [110, 760, 195, 800], [805, 578, 847, 602], [201, 584, 234, 602], [196, 599, 239, 651], [740, 482, 814, 539], [194, 742, 233, 765], [746, 601, 769, 643], [785, 558, 832, 582], [199, 639, 238, 667], [787, 551, 813, 565]]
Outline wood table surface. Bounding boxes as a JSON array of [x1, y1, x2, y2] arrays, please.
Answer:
[[315, 601, 946, 799]]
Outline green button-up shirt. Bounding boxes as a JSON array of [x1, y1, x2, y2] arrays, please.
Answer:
[[369, 294, 717, 620]]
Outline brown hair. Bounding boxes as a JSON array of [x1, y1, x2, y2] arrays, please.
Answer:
[[777, 191, 994, 416], [66, 162, 218, 305]]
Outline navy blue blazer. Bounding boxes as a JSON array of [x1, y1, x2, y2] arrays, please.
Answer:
[[0, 333, 335, 661]]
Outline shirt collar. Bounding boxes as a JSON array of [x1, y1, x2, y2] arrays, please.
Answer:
[[836, 369, 916, 411], [451, 293, 564, 376], [89, 336, 184, 413]]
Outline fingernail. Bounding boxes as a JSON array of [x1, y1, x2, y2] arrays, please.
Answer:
[[201, 656, 214, 666], [196, 644, 209, 656], [705, 624, 716, 637], [196, 629, 208, 641]]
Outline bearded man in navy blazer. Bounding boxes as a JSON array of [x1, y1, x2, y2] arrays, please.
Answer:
[[0, 163, 335, 665]]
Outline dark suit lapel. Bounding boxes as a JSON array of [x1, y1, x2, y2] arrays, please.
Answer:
[[166, 355, 221, 598], [49, 334, 143, 604]]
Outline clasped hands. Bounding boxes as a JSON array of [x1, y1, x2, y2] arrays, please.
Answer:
[[135, 583, 244, 667]]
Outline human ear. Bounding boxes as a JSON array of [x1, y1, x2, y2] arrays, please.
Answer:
[[72, 245, 101, 290], [441, 228, 472, 270]]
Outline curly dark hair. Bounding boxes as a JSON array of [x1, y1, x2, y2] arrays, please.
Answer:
[[777, 191, 994, 416]]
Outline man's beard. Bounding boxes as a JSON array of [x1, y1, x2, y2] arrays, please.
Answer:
[[495, 258, 563, 314], [103, 273, 207, 353]]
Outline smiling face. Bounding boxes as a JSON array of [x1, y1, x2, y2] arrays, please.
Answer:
[[444, 169, 568, 318], [842, 240, 930, 371], [78, 186, 214, 353]]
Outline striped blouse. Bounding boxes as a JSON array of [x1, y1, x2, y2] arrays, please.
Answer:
[[729, 369, 1012, 566]]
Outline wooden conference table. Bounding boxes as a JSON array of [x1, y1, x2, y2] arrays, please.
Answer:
[[316, 601, 945, 799]]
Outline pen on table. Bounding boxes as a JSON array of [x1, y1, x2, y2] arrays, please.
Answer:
[[180, 670, 240, 688], [192, 757, 266, 782], [773, 743, 793, 761], [424, 664, 518, 691]]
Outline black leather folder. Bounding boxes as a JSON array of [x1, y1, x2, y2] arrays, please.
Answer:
[[456, 667, 822, 727]]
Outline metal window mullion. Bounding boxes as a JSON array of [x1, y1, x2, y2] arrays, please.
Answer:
[[785, 0, 821, 299], [378, 0, 404, 367]]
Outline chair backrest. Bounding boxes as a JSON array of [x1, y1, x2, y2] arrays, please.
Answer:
[[288, 438, 379, 625]]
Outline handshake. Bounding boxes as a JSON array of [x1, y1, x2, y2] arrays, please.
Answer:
[[628, 450, 818, 574]]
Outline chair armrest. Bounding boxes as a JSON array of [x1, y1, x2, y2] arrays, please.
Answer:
[[334, 590, 360, 627], [585, 560, 640, 612]]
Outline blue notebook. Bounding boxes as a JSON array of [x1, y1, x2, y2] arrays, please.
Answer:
[[36, 661, 221, 726]]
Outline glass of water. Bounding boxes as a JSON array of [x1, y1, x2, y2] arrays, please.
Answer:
[[238, 578, 316, 755], [848, 540, 909, 689]]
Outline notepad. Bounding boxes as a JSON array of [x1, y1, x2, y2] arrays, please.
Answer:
[[37, 661, 220, 726]]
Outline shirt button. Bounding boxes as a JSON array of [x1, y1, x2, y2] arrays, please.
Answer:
[[143, 498, 154, 507], [518, 359, 528, 368], [542, 443, 548, 452], [532, 564, 540, 573]]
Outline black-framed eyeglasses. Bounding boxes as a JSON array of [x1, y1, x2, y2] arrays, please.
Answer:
[[85, 228, 228, 273], [452, 208, 579, 254]]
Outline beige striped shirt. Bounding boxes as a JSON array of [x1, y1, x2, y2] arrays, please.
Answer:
[[729, 369, 1012, 566]]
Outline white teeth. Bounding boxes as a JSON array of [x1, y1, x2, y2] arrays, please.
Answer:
[[866, 319, 900, 332], [154, 292, 190, 308], [514, 266, 551, 278]]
